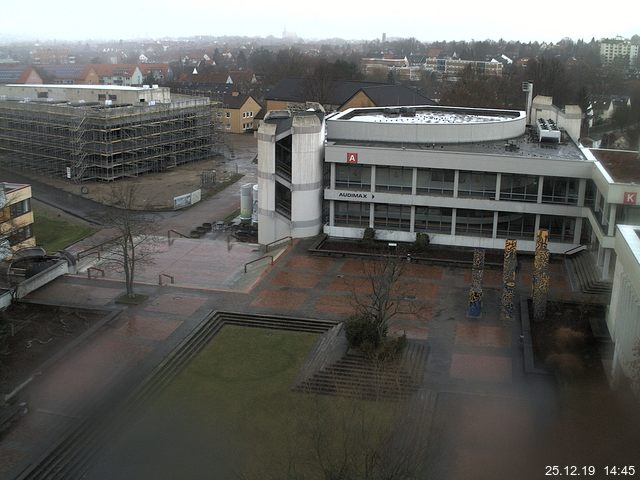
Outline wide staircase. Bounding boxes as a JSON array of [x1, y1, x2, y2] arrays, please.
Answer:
[[565, 251, 612, 295], [294, 340, 429, 401]]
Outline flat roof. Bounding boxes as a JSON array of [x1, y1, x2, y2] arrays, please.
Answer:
[[5, 84, 163, 91], [333, 105, 522, 125], [589, 149, 640, 184], [330, 133, 588, 162]]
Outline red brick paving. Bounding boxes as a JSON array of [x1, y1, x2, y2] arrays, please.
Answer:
[[454, 324, 511, 348], [340, 258, 376, 275], [314, 294, 355, 316], [402, 263, 444, 280], [250, 289, 308, 310], [328, 276, 373, 294], [449, 353, 512, 382], [144, 294, 207, 316], [115, 314, 183, 341], [285, 255, 334, 272], [271, 271, 321, 289]]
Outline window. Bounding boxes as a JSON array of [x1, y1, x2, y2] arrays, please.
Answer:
[[415, 207, 452, 233], [496, 212, 536, 239], [416, 168, 454, 196], [375, 166, 413, 193], [541, 177, 578, 205], [249, 111, 254, 117], [37, 91, 48, 99], [455, 209, 494, 237], [98, 94, 106, 101], [374, 204, 411, 231], [539, 215, 575, 243], [334, 201, 370, 227], [225, 112, 230, 118], [225, 124, 231, 130], [8, 225, 33, 246], [108, 94, 117, 101], [457, 171, 497, 199], [335, 164, 371, 191], [9, 199, 31, 218], [500, 174, 539, 202]]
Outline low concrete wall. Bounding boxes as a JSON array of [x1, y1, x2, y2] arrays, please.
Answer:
[[15, 260, 69, 299]]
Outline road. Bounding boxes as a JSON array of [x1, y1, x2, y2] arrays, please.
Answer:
[[0, 134, 258, 233]]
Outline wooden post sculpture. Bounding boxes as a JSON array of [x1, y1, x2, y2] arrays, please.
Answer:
[[468, 248, 485, 318], [532, 229, 550, 322], [501, 239, 517, 323]]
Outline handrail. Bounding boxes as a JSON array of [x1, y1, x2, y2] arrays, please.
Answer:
[[244, 255, 273, 273], [76, 236, 122, 261], [265, 236, 293, 253], [564, 244, 587, 256], [167, 229, 189, 240], [87, 267, 105, 279], [159, 273, 175, 286]]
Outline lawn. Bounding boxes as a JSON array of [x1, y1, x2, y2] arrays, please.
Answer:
[[31, 203, 96, 253], [86, 326, 400, 480]]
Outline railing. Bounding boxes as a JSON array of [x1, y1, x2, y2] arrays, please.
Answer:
[[564, 244, 587, 256], [167, 229, 189, 244], [244, 255, 273, 273], [159, 273, 175, 285], [87, 267, 105, 279], [265, 236, 293, 253], [76, 236, 121, 261]]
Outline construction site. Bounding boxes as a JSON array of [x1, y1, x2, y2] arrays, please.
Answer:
[[0, 85, 214, 182]]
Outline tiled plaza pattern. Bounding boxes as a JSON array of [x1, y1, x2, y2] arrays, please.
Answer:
[[0, 238, 618, 479]]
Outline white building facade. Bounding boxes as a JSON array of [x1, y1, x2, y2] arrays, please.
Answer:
[[257, 105, 640, 280]]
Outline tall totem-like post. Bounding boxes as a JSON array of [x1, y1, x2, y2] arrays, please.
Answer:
[[501, 239, 518, 323], [468, 248, 485, 318], [532, 229, 550, 322]]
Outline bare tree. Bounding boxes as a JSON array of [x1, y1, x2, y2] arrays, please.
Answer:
[[100, 184, 158, 299], [349, 254, 410, 344]]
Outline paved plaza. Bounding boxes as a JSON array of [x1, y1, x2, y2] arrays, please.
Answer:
[[0, 235, 624, 479]]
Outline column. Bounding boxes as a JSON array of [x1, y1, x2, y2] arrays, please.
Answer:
[[453, 170, 459, 198], [329, 200, 335, 226], [537, 175, 544, 203], [573, 217, 583, 244], [330, 162, 336, 190], [492, 211, 498, 238], [608, 204, 617, 237], [495, 173, 502, 201], [410, 205, 416, 233], [577, 178, 586, 207]]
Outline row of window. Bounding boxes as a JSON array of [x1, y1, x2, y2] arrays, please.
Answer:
[[8, 225, 33, 246], [334, 164, 580, 205], [0, 199, 31, 222], [333, 201, 576, 242]]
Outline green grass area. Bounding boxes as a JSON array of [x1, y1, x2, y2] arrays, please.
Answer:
[[32, 204, 96, 253], [92, 326, 399, 480]]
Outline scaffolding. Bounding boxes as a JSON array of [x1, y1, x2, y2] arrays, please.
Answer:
[[0, 95, 214, 182]]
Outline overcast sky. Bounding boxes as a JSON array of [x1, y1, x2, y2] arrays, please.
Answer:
[[1, 0, 638, 43]]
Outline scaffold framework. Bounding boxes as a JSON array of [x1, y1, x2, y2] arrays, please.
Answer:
[[0, 95, 213, 182]]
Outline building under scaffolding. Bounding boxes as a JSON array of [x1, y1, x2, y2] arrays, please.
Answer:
[[0, 84, 213, 182]]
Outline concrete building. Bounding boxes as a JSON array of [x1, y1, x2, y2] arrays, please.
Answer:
[[607, 224, 640, 388], [0, 182, 35, 259], [600, 37, 639, 67], [256, 110, 325, 244], [0, 84, 212, 182], [258, 105, 640, 281], [424, 57, 503, 81]]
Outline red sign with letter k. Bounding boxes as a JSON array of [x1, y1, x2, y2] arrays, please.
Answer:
[[624, 192, 637, 205]]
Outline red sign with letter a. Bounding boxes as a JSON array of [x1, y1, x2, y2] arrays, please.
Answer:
[[623, 192, 637, 205], [346, 152, 358, 164]]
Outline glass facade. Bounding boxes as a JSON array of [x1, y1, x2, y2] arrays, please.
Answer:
[[375, 166, 413, 194], [416, 168, 454, 196], [335, 164, 371, 191], [374, 204, 411, 230], [414, 207, 452, 233], [541, 177, 578, 205], [457, 171, 497, 199], [539, 215, 576, 243], [455, 209, 494, 237], [496, 212, 536, 239], [334, 201, 370, 227], [500, 174, 539, 202]]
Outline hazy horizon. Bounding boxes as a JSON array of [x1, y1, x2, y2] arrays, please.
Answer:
[[1, 0, 638, 45]]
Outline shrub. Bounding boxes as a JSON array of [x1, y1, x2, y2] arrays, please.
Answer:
[[411, 232, 430, 254], [345, 315, 381, 349]]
